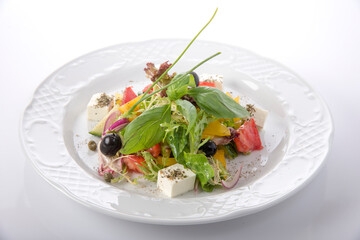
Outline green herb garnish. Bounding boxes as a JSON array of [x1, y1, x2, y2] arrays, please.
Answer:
[[121, 105, 171, 154], [124, 8, 219, 117], [174, 99, 197, 133], [187, 87, 250, 118], [184, 152, 215, 192], [166, 73, 197, 100], [165, 124, 188, 164], [138, 151, 163, 182]]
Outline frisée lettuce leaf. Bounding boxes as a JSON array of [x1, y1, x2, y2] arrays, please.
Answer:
[[174, 99, 197, 133], [184, 152, 215, 192]]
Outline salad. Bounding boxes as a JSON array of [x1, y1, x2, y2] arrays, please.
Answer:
[[86, 9, 268, 197]]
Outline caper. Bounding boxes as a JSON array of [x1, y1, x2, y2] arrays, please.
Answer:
[[88, 140, 97, 151], [104, 172, 114, 182]]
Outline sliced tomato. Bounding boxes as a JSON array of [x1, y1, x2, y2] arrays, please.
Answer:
[[142, 83, 153, 94], [121, 87, 138, 105], [146, 143, 161, 158], [199, 81, 216, 87], [122, 155, 145, 173], [234, 118, 263, 153]]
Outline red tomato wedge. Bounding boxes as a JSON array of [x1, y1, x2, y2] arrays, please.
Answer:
[[234, 118, 263, 153], [146, 143, 161, 158], [142, 84, 153, 94], [199, 81, 216, 87], [122, 155, 145, 173], [121, 87, 138, 105]]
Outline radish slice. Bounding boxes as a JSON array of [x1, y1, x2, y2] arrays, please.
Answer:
[[103, 110, 121, 136], [221, 165, 243, 189], [107, 118, 129, 132]]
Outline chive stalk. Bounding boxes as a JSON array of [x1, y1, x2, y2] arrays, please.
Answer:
[[124, 8, 219, 117], [134, 52, 221, 104]]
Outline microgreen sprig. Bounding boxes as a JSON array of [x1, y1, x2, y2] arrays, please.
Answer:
[[123, 8, 220, 118], [129, 52, 221, 110]]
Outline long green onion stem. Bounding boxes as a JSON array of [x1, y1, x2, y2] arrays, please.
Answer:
[[135, 52, 221, 104], [124, 8, 218, 117]]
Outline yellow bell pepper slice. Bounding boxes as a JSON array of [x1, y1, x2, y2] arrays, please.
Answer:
[[234, 96, 239, 103], [202, 120, 230, 138], [226, 92, 240, 104], [214, 149, 226, 168], [156, 157, 177, 167], [226, 92, 233, 98]]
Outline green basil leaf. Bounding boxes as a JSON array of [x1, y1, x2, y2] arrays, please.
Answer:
[[121, 105, 171, 154], [175, 99, 197, 133], [188, 74, 196, 87], [166, 74, 191, 100], [184, 152, 215, 192], [187, 87, 250, 118]]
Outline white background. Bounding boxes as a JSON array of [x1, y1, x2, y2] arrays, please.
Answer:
[[1, 0, 360, 239]]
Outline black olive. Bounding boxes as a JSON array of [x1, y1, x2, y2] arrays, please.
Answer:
[[200, 140, 217, 157], [100, 133, 122, 156], [190, 72, 199, 87]]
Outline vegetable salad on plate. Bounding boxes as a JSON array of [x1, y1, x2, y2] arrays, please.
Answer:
[[87, 62, 268, 197], [85, 8, 268, 197]]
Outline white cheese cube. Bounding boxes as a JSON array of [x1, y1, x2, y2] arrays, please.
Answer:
[[199, 74, 223, 91], [157, 163, 196, 198], [87, 93, 112, 122], [251, 105, 268, 128]]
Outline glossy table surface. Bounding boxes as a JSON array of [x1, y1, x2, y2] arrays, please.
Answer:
[[1, 0, 360, 239]]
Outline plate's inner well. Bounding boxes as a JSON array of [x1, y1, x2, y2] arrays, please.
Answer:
[[63, 62, 289, 198]]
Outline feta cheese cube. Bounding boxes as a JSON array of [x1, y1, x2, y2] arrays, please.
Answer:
[[248, 105, 268, 128], [157, 163, 196, 198], [87, 93, 112, 122], [199, 74, 223, 91]]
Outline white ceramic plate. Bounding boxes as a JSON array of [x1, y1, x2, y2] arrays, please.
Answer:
[[20, 40, 333, 225]]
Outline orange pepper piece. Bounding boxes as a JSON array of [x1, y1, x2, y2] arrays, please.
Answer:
[[214, 149, 226, 168], [118, 95, 143, 114]]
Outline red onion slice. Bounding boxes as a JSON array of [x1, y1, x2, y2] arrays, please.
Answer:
[[221, 165, 243, 189], [97, 139, 114, 176], [97, 140, 106, 167], [103, 110, 121, 136], [107, 118, 129, 133], [194, 178, 199, 194], [110, 157, 124, 173]]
